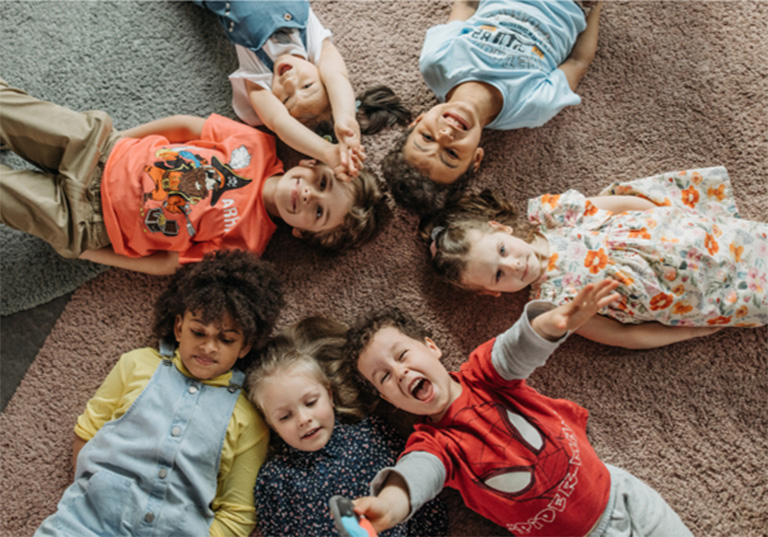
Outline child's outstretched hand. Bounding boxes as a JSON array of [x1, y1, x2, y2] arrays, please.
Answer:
[[351, 497, 398, 534], [533, 278, 620, 341]]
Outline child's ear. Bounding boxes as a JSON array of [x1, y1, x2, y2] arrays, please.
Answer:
[[488, 220, 514, 234], [298, 159, 317, 168], [173, 314, 184, 342], [424, 337, 443, 360], [409, 113, 425, 128], [291, 228, 304, 239], [472, 147, 485, 172], [237, 339, 253, 359]]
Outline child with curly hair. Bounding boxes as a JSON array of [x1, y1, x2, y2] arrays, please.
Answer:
[[422, 167, 767, 348], [195, 0, 411, 179], [0, 80, 383, 275], [34, 249, 284, 537], [245, 316, 447, 537], [381, 0, 603, 215]]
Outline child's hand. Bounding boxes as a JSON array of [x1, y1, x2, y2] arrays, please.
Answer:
[[533, 279, 620, 341], [334, 116, 366, 179], [352, 497, 398, 533]]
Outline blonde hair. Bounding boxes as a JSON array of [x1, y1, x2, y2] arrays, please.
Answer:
[[245, 316, 368, 423], [420, 189, 538, 290]]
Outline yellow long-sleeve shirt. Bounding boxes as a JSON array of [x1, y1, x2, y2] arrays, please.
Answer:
[[75, 347, 269, 537]]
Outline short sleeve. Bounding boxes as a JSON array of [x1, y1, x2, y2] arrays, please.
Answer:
[[305, 7, 332, 64], [487, 68, 580, 129], [527, 189, 610, 231]]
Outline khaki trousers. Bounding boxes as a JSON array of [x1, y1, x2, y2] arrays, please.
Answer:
[[0, 79, 121, 257]]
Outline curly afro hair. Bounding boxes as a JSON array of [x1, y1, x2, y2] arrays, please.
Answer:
[[152, 249, 284, 369]]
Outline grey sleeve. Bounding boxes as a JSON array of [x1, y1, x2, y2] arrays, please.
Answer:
[[369, 451, 446, 521], [491, 300, 569, 381]]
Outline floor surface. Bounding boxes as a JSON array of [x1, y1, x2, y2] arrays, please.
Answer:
[[0, 294, 71, 411]]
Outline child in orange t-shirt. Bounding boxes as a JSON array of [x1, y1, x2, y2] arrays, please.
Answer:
[[0, 80, 382, 275]]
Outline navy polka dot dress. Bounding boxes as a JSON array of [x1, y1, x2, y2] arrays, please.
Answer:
[[255, 416, 448, 536]]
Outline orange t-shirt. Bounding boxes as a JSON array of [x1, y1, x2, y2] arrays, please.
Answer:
[[101, 114, 283, 263]]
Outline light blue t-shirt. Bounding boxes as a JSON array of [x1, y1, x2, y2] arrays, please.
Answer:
[[420, 0, 587, 130]]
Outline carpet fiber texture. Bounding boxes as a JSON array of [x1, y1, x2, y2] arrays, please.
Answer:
[[1, 1, 766, 536]]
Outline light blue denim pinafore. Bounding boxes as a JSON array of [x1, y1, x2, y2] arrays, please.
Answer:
[[193, 0, 310, 69], [35, 351, 244, 537]]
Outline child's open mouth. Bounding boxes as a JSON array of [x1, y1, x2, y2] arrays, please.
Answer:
[[290, 178, 300, 213], [302, 427, 320, 439], [409, 377, 434, 402], [278, 63, 293, 77], [443, 112, 469, 131]]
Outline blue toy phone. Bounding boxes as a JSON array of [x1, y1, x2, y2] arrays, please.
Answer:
[[329, 495, 377, 537]]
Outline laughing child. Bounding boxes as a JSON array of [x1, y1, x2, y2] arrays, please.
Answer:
[[244, 316, 447, 537], [344, 281, 693, 536]]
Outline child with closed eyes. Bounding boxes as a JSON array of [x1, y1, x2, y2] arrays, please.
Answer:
[[34, 249, 284, 537], [244, 316, 447, 537], [195, 0, 411, 180], [422, 166, 767, 348]]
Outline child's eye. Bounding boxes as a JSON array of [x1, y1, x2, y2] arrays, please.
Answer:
[[319, 177, 327, 191], [306, 399, 317, 407], [303, 83, 312, 89], [422, 133, 434, 142], [397, 350, 407, 362], [278, 414, 290, 422], [192, 330, 205, 337], [495, 269, 503, 283], [499, 245, 507, 256], [283, 96, 290, 104], [315, 206, 324, 220], [220, 338, 235, 345], [380, 372, 390, 384], [447, 148, 459, 159]]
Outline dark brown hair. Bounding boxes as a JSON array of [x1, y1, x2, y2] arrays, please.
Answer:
[[152, 249, 284, 370]]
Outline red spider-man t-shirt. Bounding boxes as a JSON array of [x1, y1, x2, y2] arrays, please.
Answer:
[[403, 338, 610, 536]]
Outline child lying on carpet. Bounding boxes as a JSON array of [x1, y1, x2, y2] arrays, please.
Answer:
[[381, 0, 603, 215], [0, 80, 383, 275], [245, 316, 447, 537], [421, 166, 767, 348], [195, 0, 410, 180], [344, 282, 694, 536], [34, 249, 283, 537]]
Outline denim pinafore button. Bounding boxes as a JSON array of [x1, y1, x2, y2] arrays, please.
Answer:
[[35, 351, 245, 537], [194, 0, 309, 69]]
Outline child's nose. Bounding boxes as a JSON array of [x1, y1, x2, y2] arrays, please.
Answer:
[[302, 186, 316, 203], [437, 127, 453, 142]]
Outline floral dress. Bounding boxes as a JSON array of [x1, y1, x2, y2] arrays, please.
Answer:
[[528, 167, 767, 327]]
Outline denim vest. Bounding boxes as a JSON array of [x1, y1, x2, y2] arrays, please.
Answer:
[[194, 0, 309, 70], [35, 354, 245, 537]]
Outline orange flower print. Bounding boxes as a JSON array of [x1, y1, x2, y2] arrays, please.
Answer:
[[707, 184, 726, 201], [628, 228, 651, 240], [645, 217, 658, 229], [584, 201, 598, 216], [547, 253, 559, 272], [712, 224, 722, 237], [660, 197, 672, 207], [691, 171, 703, 185], [584, 248, 609, 274], [705, 233, 719, 256], [681, 186, 700, 209], [726, 290, 738, 304], [612, 270, 634, 286], [672, 301, 693, 314], [672, 284, 685, 295], [729, 243, 744, 262], [541, 193, 560, 209], [707, 315, 732, 326], [650, 292, 674, 311], [735, 306, 749, 318]]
